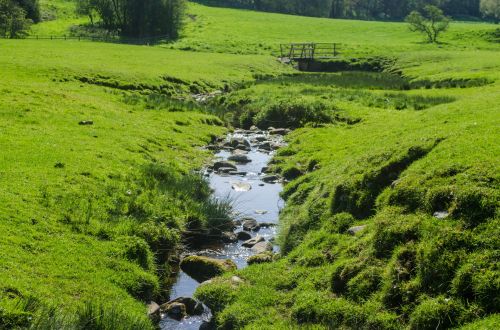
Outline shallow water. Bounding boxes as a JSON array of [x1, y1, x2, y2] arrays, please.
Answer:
[[161, 130, 285, 329]]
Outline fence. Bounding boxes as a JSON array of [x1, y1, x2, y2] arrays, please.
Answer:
[[280, 43, 340, 60], [3, 34, 171, 45]]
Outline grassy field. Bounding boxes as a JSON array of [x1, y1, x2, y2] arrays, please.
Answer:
[[0, 38, 286, 327], [2, 0, 499, 329]]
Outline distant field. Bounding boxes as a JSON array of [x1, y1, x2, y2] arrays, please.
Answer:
[[172, 3, 498, 55]]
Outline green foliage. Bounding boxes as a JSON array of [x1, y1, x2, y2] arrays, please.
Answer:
[[480, 0, 500, 22], [80, 0, 186, 38], [406, 5, 451, 43], [194, 280, 237, 314], [0, 0, 32, 37], [409, 296, 465, 330], [194, 0, 485, 20]]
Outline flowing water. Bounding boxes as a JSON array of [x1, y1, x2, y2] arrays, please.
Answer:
[[161, 129, 285, 329]]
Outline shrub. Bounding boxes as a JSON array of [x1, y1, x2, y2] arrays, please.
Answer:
[[254, 99, 333, 129]]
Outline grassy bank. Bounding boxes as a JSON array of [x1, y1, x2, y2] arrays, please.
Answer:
[[0, 39, 286, 327], [192, 11, 499, 329], [198, 68, 500, 330]]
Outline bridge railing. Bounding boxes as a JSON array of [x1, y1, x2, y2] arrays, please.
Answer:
[[280, 43, 340, 60]]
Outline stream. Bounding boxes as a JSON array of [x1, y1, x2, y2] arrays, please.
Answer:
[[160, 128, 287, 329]]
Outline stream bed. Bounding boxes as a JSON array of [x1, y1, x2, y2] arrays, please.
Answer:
[[160, 128, 287, 329]]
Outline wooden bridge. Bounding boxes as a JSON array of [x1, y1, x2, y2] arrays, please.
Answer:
[[280, 43, 340, 61]]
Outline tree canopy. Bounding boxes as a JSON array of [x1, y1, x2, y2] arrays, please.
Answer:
[[0, 0, 34, 38], [480, 0, 500, 22], [77, 0, 186, 38], [194, 0, 484, 20], [406, 5, 451, 42]]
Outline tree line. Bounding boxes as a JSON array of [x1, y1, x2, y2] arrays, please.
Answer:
[[195, 0, 499, 21], [76, 0, 185, 38], [0, 0, 39, 38]]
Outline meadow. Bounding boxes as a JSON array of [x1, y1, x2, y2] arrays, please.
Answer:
[[1, 0, 499, 329]]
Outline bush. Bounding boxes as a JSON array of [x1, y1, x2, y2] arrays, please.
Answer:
[[0, 0, 32, 38], [254, 99, 333, 129]]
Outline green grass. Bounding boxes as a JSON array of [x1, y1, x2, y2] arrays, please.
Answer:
[[0, 38, 287, 327], [183, 5, 500, 329], [3, 1, 500, 329], [172, 3, 499, 55]]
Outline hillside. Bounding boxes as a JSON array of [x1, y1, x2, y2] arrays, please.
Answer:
[[1, 1, 499, 329]]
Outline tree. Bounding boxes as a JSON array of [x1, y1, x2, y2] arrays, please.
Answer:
[[76, 0, 97, 25], [12, 0, 39, 22], [82, 0, 186, 38], [0, 0, 32, 38], [406, 5, 450, 43], [480, 0, 500, 23]]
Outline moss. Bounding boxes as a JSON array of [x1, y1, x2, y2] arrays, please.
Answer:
[[180, 256, 237, 283], [282, 166, 304, 181], [409, 296, 465, 330], [450, 187, 498, 227], [347, 266, 383, 302], [247, 252, 275, 265], [452, 251, 500, 313], [372, 210, 421, 259], [195, 280, 237, 315]]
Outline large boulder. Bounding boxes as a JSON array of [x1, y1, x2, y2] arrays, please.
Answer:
[[258, 142, 272, 151], [347, 225, 366, 236], [147, 301, 161, 323], [228, 154, 252, 163], [213, 161, 237, 171], [163, 297, 204, 316], [242, 218, 260, 231], [221, 231, 238, 243], [252, 241, 273, 254], [231, 181, 252, 192], [236, 231, 252, 241], [242, 235, 264, 248], [180, 256, 237, 283], [269, 128, 290, 136], [163, 302, 186, 321], [230, 137, 250, 148], [262, 175, 280, 183]]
